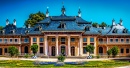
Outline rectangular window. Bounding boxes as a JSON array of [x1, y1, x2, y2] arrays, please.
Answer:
[[40, 38, 44, 42], [90, 43, 94, 45], [115, 39, 118, 42], [126, 39, 129, 43], [14, 39, 18, 42], [110, 39, 113, 42], [52, 38, 55, 42], [10, 39, 13, 42], [4, 48, 7, 53], [0, 39, 2, 42], [121, 39, 124, 42], [83, 38, 87, 42], [33, 38, 37, 42], [24, 38, 29, 42], [4, 39, 7, 43], [71, 38, 75, 42], [121, 48, 124, 53], [61, 38, 65, 42], [40, 47, 43, 53], [90, 38, 94, 42], [83, 47, 86, 54], [126, 49, 129, 53]]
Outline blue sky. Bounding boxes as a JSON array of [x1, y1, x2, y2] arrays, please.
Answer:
[[0, 0, 130, 29]]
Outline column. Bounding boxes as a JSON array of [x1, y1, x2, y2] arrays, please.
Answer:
[[19, 46, 21, 55], [79, 35, 83, 56], [68, 35, 71, 56], [56, 36, 58, 56], [94, 37, 96, 56], [107, 37, 108, 44], [44, 35, 48, 56]]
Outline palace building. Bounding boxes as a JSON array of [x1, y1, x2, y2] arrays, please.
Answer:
[[0, 5, 130, 57]]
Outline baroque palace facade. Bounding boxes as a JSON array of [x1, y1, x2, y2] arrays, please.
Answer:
[[0, 5, 130, 57]]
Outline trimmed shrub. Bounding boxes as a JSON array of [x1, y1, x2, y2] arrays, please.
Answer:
[[97, 55, 100, 59], [24, 54, 29, 58], [57, 55, 65, 62]]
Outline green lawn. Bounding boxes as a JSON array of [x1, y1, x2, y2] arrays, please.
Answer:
[[0, 60, 130, 68]]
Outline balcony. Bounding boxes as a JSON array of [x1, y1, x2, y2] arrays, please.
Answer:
[[98, 41, 130, 44], [0, 41, 29, 44]]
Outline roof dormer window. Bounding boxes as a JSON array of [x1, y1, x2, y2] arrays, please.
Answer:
[[25, 30, 29, 33], [112, 28, 117, 33], [58, 22, 66, 29], [84, 26, 90, 31], [123, 28, 128, 33], [34, 26, 42, 31]]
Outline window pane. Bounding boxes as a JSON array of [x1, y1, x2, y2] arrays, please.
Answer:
[[83, 38, 87, 42], [15, 39, 17, 42], [4, 39, 7, 43], [10, 39, 12, 42], [110, 39, 113, 42], [121, 39, 124, 42], [90, 38, 94, 42], [33, 38, 37, 42], [0, 39, 2, 42], [40, 38, 44, 42], [40, 47, 43, 53], [24, 38, 29, 42], [121, 48, 124, 53], [61, 38, 65, 42], [52, 38, 55, 42], [115, 39, 118, 42], [71, 38, 75, 42], [126, 49, 129, 53], [126, 39, 129, 43]]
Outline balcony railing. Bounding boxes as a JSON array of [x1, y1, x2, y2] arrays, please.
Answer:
[[99, 41, 130, 44], [0, 41, 29, 44]]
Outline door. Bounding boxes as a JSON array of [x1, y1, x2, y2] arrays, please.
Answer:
[[24, 46, 28, 53], [71, 46, 75, 56], [51, 46, 55, 56], [0, 48, 2, 55], [61, 46, 66, 56]]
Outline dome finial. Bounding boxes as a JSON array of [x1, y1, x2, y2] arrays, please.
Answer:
[[46, 6, 49, 17], [61, 2, 66, 15], [78, 7, 81, 17]]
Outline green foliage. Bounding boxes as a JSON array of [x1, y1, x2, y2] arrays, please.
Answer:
[[0, 26, 3, 30], [86, 45, 95, 56], [92, 22, 98, 27], [24, 11, 45, 27], [24, 54, 29, 58], [31, 44, 38, 55], [107, 49, 112, 58], [57, 55, 65, 62], [111, 46, 119, 58], [96, 55, 100, 59], [99, 22, 107, 27], [8, 46, 19, 57]]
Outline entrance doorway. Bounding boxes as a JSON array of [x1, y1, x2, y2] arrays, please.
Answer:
[[24, 46, 28, 53], [71, 46, 75, 56], [61, 46, 66, 56], [99, 47, 103, 54], [51, 46, 55, 56], [0, 48, 2, 55]]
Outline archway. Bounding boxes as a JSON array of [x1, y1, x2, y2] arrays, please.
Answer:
[[51, 46, 55, 56], [71, 46, 75, 56], [99, 47, 103, 54], [24, 46, 28, 53], [61, 46, 66, 56]]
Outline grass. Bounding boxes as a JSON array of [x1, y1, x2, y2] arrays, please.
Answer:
[[0, 60, 130, 68]]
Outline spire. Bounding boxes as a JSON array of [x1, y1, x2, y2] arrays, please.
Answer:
[[78, 7, 81, 17], [46, 7, 49, 17], [6, 19, 9, 25], [112, 18, 116, 26], [61, 2, 66, 15], [120, 18, 123, 26], [13, 19, 16, 26]]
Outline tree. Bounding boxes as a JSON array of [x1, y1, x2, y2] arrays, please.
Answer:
[[92, 22, 98, 27], [86, 45, 95, 56], [107, 49, 112, 58], [8, 46, 19, 57], [99, 22, 107, 27], [31, 44, 38, 55], [111, 46, 119, 58], [0, 26, 3, 30], [24, 11, 45, 27]]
